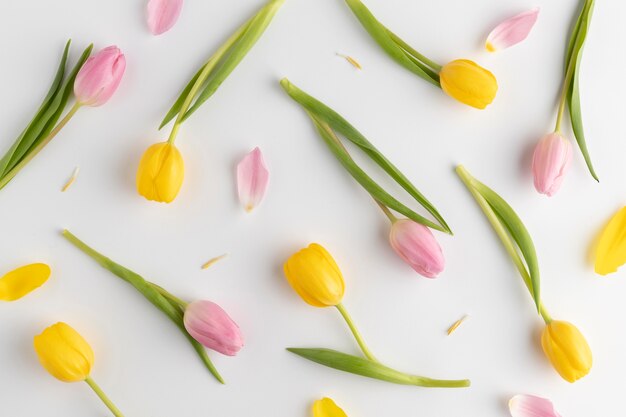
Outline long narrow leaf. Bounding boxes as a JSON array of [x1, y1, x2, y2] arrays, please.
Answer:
[[0, 40, 71, 177], [281, 79, 451, 233], [159, 63, 206, 129], [287, 348, 470, 388]]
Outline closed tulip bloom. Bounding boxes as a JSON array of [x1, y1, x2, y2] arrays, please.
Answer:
[[541, 320, 592, 383], [284, 244, 345, 307], [184, 300, 244, 356], [136, 142, 185, 203], [74, 46, 126, 107], [440, 59, 498, 109], [390, 219, 444, 278], [34, 322, 94, 382], [532, 133, 572, 197]]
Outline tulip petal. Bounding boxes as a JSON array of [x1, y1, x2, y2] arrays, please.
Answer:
[[0, 263, 50, 301], [595, 207, 626, 276], [147, 0, 184, 36], [509, 394, 562, 417], [486, 8, 539, 52], [237, 147, 269, 212], [313, 398, 348, 417]]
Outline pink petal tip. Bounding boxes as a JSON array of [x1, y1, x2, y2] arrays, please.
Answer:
[[509, 394, 562, 417], [486, 8, 539, 52], [237, 147, 269, 213], [147, 0, 184, 36]]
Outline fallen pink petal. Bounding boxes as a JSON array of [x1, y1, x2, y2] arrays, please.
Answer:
[[237, 147, 269, 212], [147, 0, 184, 36], [509, 394, 562, 417], [486, 8, 539, 52]]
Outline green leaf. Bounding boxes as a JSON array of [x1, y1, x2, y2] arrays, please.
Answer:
[[281, 78, 451, 233], [344, 0, 441, 87], [159, 63, 206, 129], [567, 0, 598, 181], [0, 40, 71, 177], [287, 348, 470, 388], [61, 230, 225, 384]]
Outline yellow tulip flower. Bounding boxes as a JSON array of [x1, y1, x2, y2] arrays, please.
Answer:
[[136, 141, 184, 203], [284, 243, 345, 307], [541, 320, 592, 383], [34, 322, 125, 416], [0, 263, 50, 301], [440, 59, 498, 109], [595, 207, 626, 276], [313, 397, 348, 417]]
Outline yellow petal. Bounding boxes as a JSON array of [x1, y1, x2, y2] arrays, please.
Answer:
[[313, 398, 348, 417], [595, 207, 626, 275], [0, 263, 51, 301]]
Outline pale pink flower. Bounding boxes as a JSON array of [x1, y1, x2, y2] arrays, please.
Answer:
[[532, 132, 572, 197], [74, 46, 126, 107], [237, 147, 269, 212], [183, 300, 244, 356], [509, 394, 562, 417], [389, 219, 445, 278], [486, 8, 540, 52], [147, 0, 184, 36]]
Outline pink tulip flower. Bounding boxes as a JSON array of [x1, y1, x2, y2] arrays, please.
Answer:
[[486, 8, 540, 52], [183, 300, 244, 356], [509, 394, 562, 417], [74, 46, 126, 107], [389, 219, 445, 278], [237, 147, 269, 212], [147, 0, 184, 36], [532, 132, 572, 197]]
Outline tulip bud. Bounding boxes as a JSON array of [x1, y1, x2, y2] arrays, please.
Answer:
[[389, 219, 444, 278], [439, 59, 498, 109], [532, 133, 572, 197], [284, 244, 345, 307], [541, 320, 592, 383], [136, 141, 185, 203], [74, 46, 126, 107], [183, 300, 244, 356], [33, 322, 94, 383]]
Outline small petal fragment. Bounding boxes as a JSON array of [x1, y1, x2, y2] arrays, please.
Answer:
[[486, 8, 540, 52], [509, 394, 562, 417], [0, 263, 51, 301], [313, 398, 348, 417], [237, 147, 269, 212], [595, 207, 626, 276], [147, 0, 184, 36]]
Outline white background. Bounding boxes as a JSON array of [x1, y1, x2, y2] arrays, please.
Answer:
[[0, 0, 624, 416]]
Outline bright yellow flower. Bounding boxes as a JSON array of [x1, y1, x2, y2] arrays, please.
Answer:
[[541, 320, 592, 383], [34, 322, 94, 383], [0, 263, 50, 301], [595, 207, 626, 276], [440, 59, 498, 109], [313, 397, 348, 417], [284, 244, 345, 307], [136, 142, 184, 203]]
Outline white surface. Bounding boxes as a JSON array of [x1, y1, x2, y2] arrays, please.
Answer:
[[0, 0, 623, 416]]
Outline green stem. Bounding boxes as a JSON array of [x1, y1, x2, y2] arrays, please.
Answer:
[[554, 58, 576, 133], [385, 29, 442, 72], [0, 102, 82, 190], [456, 166, 552, 324], [166, 19, 252, 144], [150, 283, 189, 308], [336, 303, 380, 362], [85, 377, 124, 417], [375, 199, 398, 223]]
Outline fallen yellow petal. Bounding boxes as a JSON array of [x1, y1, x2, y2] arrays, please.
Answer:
[[0, 263, 51, 301], [595, 207, 626, 276], [313, 398, 348, 417], [447, 315, 469, 335], [201, 253, 228, 270]]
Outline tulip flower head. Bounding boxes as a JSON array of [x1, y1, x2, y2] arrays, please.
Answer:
[[136, 141, 185, 203], [532, 133, 572, 197], [440, 59, 498, 109], [595, 206, 626, 276], [284, 244, 345, 307], [389, 219, 444, 278], [541, 320, 592, 383], [184, 300, 244, 356], [74, 46, 126, 107]]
